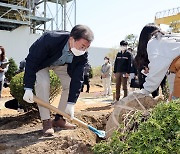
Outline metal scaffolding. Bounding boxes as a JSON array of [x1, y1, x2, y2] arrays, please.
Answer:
[[0, 0, 76, 32], [155, 7, 180, 32]]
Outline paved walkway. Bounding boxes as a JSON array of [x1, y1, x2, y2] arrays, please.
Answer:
[[79, 95, 114, 104]]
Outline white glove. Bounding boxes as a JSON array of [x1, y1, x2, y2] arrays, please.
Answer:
[[65, 103, 74, 120], [23, 89, 34, 103], [133, 89, 150, 95]]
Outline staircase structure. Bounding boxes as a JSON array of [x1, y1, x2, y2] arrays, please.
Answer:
[[0, 0, 76, 65], [154, 7, 180, 32], [0, 0, 76, 32]]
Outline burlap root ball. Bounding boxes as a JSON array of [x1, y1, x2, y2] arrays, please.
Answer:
[[105, 92, 159, 138]]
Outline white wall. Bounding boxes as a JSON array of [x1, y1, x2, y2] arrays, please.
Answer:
[[0, 26, 41, 66], [88, 47, 111, 67], [0, 26, 111, 67]]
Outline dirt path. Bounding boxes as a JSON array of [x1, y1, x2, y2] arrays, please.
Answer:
[[0, 85, 114, 154]]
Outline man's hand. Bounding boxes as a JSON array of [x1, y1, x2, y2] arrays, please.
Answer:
[[23, 89, 34, 103], [65, 103, 74, 120]]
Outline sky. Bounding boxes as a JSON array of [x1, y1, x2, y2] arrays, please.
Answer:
[[42, 0, 180, 48], [75, 0, 180, 48]]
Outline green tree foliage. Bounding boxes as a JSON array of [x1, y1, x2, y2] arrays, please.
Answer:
[[5, 57, 18, 82], [170, 22, 180, 33], [106, 34, 138, 65], [107, 47, 118, 65], [9, 71, 61, 111], [92, 66, 101, 77], [93, 100, 180, 154], [124, 34, 138, 50]]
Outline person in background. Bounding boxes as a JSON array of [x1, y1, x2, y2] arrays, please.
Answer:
[[134, 23, 180, 100], [19, 59, 26, 71], [16, 59, 26, 74], [113, 40, 132, 101], [81, 62, 91, 93], [127, 47, 139, 90], [23, 25, 94, 136], [101, 56, 112, 96], [0, 46, 9, 98]]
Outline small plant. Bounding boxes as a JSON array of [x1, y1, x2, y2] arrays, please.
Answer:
[[93, 100, 180, 154], [5, 57, 18, 82], [9, 70, 61, 111]]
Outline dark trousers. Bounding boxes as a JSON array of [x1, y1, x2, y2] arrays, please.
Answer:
[[138, 71, 167, 98], [115, 73, 128, 101], [0, 81, 2, 97], [81, 75, 90, 92], [152, 75, 167, 97]]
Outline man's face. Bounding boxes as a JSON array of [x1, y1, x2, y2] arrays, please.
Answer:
[[70, 37, 91, 51], [120, 45, 127, 51]]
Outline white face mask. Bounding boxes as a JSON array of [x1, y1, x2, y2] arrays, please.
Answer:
[[155, 32, 163, 40], [104, 59, 108, 63], [71, 39, 86, 56], [71, 48, 86, 56], [120, 46, 127, 51], [0, 49, 2, 55]]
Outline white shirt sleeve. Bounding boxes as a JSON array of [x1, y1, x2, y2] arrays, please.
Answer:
[[143, 38, 180, 93], [143, 55, 170, 93]]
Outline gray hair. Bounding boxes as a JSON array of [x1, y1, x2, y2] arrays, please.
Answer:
[[70, 25, 94, 42]]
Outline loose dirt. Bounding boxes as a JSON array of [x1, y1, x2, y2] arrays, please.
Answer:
[[0, 79, 114, 154]]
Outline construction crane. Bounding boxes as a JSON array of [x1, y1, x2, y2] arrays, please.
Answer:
[[154, 7, 180, 32]]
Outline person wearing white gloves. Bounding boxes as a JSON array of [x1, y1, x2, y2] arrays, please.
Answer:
[[134, 23, 180, 99], [23, 25, 94, 136]]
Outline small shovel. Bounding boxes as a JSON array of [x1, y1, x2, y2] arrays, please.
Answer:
[[33, 95, 106, 139]]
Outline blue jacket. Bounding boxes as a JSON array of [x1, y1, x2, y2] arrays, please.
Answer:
[[24, 31, 88, 103]]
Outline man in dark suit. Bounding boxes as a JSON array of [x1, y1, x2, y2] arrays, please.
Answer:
[[23, 25, 94, 136], [113, 40, 132, 101]]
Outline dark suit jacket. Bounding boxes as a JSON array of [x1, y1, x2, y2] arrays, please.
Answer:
[[113, 50, 132, 74], [24, 31, 88, 103]]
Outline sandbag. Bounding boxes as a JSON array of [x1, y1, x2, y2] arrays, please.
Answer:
[[105, 92, 159, 138]]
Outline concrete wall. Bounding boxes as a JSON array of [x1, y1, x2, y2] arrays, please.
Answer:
[[88, 47, 111, 67], [0, 26, 40, 66]]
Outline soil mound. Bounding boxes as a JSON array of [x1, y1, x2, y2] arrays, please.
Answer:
[[0, 109, 109, 153]]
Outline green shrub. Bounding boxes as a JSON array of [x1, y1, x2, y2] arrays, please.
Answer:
[[93, 100, 180, 154], [5, 57, 18, 82], [92, 66, 101, 77], [9, 70, 61, 111]]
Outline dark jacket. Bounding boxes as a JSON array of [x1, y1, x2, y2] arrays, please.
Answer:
[[113, 50, 132, 73], [84, 63, 91, 76], [24, 31, 87, 103]]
